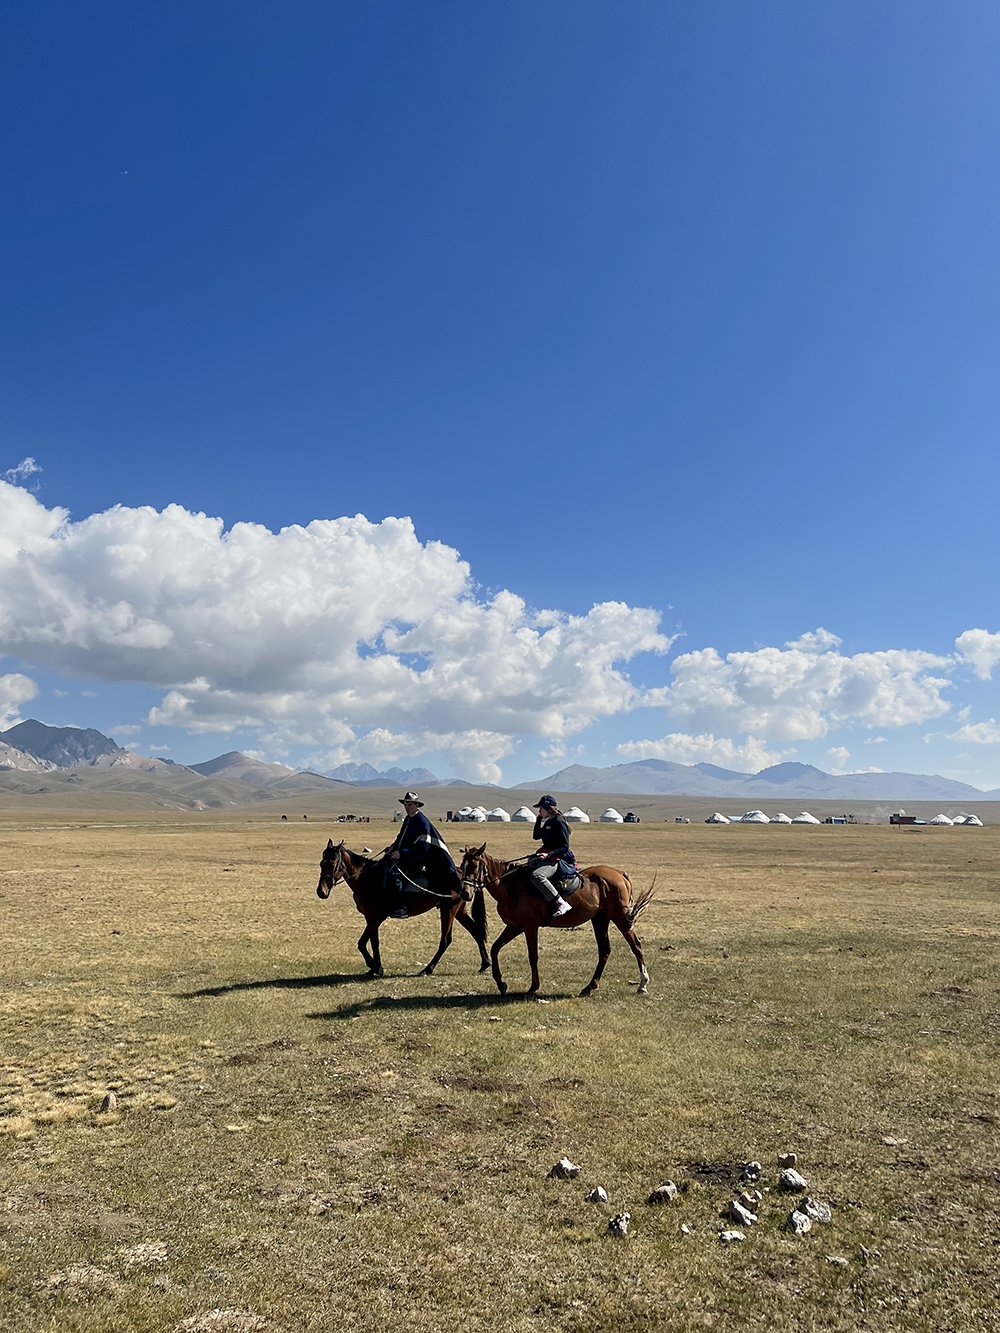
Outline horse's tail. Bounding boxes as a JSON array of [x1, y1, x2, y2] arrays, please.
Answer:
[[624, 873, 655, 930], [472, 885, 488, 936]]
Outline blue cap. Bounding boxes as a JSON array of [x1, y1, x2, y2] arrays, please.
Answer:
[[532, 795, 557, 809]]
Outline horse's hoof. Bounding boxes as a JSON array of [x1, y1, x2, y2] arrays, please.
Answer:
[[496, 981, 507, 996], [579, 986, 595, 997], [418, 966, 434, 976], [637, 987, 649, 996], [479, 962, 490, 973], [365, 969, 383, 980]]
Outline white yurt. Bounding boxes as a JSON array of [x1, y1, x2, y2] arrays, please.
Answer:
[[564, 806, 590, 823], [770, 812, 793, 824], [470, 806, 488, 822], [486, 807, 510, 821], [961, 813, 984, 826], [740, 809, 769, 824], [706, 812, 730, 824], [453, 805, 474, 821], [599, 807, 624, 823], [511, 805, 534, 821], [791, 811, 821, 824], [392, 810, 404, 822], [929, 814, 954, 826]]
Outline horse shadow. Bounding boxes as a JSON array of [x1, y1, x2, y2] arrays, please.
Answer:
[[181, 972, 367, 999], [306, 990, 577, 1020]]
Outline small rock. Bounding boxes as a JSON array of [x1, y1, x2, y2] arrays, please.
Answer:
[[488, 1016, 502, 1022], [740, 1161, 762, 1182], [777, 1151, 797, 1168], [860, 1245, 882, 1261], [606, 1212, 630, 1238], [788, 1210, 812, 1236], [549, 1157, 582, 1179], [881, 1135, 908, 1146], [728, 1200, 758, 1226], [737, 1189, 762, 1208], [100, 1092, 117, 1113], [680, 1224, 691, 1235], [719, 1230, 745, 1244], [802, 1197, 832, 1224], [647, 1180, 678, 1204], [826, 1256, 848, 1267], [585, 1187, 608, 1204], [778, 1168, 808, 1192]]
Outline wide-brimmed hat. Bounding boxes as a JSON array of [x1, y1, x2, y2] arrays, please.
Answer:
[[398, 790, 424, 806], [532, 795, 557, 809]]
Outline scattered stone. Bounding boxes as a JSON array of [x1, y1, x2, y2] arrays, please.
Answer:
[[549, 1157, 582, 1180], [488, 1016, 502, 1023], [647, 1180, 678, 1204], [680, 1224, 691, 1235], [113, 1241, 168, 1266], [44, 1266, 123, 1299], [606, 1212, 630, 1238], [881, 1136, 908, 1146], [585, 1187, 608, 1204], [719, 1230, 745, 1244], [740, 1161, 762, 1182], [100, 1092, 117, 1113], [860, 1245, 882, 1262], [802, 1198, 832, 1225], [777, 1151, 797, 1168], [737, 1189, 762, 1208], [728, 1200, 758, 1226], [778, 1168, 808, 1192], [826, 1256, 848, 1267], [177, 1312, 266, 1333], [787, 1210, 812, 1236]]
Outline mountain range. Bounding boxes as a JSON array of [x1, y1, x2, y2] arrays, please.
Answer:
[[516, 758, 998, 802], [1, 721, 997, 805]]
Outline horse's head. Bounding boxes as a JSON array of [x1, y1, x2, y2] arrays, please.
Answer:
[[458, 842, 489, 894], [317, 839, 347, 899]]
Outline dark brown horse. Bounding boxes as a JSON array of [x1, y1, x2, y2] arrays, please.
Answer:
[[458, 844, 652, 997], [317, 840, 489, 978]]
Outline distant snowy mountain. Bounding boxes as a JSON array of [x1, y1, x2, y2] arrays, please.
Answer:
[[323, 762, 440, 787], [516, 757, 994, 802]]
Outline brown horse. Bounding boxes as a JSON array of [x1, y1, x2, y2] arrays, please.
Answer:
[[317, 840, 489, 978], [458, 844, 651, 998]]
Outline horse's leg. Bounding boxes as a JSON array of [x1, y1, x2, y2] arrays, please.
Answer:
[[454, 899, 491, 972], [367, 918, 386, 979], [357, 925, 376, 974], [490, 923, 522, 996], [610, 907, 649, 995], [524, 926, 541, 996], [419, 903, 457, 976], [580, 910, 612, 997]]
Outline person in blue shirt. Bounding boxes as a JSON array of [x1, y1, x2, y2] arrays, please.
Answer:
[[528, 795, 573, 920], [386, 790, 460, 918]]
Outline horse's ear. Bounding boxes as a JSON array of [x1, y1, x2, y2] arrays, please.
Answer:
[[477, 842, 487, 856], [326, 839, 334, 850]]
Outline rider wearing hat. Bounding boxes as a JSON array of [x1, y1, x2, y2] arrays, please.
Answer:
[[528, 795, 573, 920], [386, 791, 459, 918]]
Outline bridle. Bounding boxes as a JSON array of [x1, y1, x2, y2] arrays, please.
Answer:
[[317, 842, 351, 898]]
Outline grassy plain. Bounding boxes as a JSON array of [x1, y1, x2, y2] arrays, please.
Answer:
[[0, 813, 998, 1332]]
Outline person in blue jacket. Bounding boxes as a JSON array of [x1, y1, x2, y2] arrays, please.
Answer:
[[528, 795, 573, 920], [385, 790, 459, 918]]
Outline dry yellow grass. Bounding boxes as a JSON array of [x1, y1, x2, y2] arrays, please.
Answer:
[[0, 812, 998, 1332]]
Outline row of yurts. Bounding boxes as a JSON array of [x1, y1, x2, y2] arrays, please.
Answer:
[[391, 804, 623, 823], [706, 809, 984, 826]]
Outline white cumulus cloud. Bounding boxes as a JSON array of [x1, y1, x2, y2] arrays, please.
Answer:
[[955, 629, 1000, 681], [0, 481, 672, 780], [616, 732, 784, 772], [651, 631, 953, 741], [0, 672, 39, 728], [947, 718, 1000, 745], [827, 746, 851, 774]]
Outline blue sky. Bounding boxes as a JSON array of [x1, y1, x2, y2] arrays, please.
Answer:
[[2, 1, 1000, 786]]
